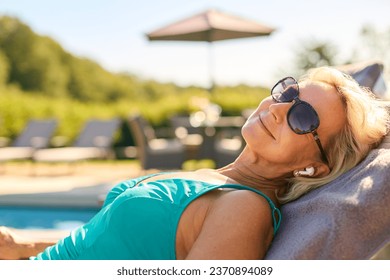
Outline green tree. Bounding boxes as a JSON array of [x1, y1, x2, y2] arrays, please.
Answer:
[[0, 16, 141, 102], [292, 39, 339, 77], [0, 16, 38, 90], [0, 50, 9, 86], [356, 24, 390, 80], [0, 16, 72, 97]]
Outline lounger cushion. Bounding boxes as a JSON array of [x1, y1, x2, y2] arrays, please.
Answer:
[[33, 147, 108, 162], [337, 60, 388, 99], [0, 147, 35, 161]]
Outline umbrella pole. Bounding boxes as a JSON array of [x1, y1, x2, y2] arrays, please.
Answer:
[[208, 42, 215, 93]]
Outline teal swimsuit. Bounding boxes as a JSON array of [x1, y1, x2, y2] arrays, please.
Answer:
[[32, 173, 281, 260]]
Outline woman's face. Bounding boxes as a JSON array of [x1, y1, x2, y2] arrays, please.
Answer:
[[241, 81, 346, 170]]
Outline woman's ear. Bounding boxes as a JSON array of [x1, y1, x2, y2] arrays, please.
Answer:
[[311, 162, 331, 178]]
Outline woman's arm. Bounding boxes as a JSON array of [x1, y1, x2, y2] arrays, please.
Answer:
[[0, 226, 67, 259], [185, 190, 274, 260]]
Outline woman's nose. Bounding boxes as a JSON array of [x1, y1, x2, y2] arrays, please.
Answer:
[[268, 102, 292, 124]]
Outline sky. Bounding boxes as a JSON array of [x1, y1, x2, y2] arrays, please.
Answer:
[[0, 0, 389, 88]]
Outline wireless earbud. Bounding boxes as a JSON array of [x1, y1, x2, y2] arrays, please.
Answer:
[[293, 167, 315, 177]]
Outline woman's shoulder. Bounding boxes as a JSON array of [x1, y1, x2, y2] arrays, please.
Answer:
[[216, 189, 273, 216], [185, 189, 274, 259]]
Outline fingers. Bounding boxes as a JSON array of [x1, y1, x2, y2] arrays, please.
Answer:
[[0, 226, 22, 260]]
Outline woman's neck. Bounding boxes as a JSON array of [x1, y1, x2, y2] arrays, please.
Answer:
[[216, 151, 291, 199], [218, 164, 286, 189]]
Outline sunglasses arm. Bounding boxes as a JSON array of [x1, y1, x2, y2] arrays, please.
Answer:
[[312, 131, 329, 165]]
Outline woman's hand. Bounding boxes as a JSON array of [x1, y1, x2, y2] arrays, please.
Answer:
[[0, 226, 31, 260], [0, 226, 60, 259]]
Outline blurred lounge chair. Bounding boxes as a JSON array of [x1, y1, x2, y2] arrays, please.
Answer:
[[128, 114, 185, 170], [169, 115, 203, 159], [33, 118, 121, 165], [214, 129, 244, 168], [0, 119, 57, 163], [241, 108, 255, 120]]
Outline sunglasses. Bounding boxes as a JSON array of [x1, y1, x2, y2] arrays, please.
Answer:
[[271, 77, 329, 165]]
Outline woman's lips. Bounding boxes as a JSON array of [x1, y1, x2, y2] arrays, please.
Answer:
[[258, 115, 275, 139]]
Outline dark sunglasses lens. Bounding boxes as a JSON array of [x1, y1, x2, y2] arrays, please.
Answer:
[[272, 78, 298, 102], [288, 103, 320, 134]]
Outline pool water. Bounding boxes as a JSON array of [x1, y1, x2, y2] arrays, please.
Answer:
[[0, 206, 99, 230]]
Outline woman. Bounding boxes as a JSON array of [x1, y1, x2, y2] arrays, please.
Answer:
[[1, 67, 388, 260]]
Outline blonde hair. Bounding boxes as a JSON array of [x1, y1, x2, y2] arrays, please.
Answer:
[[279, 66, 390, 204]]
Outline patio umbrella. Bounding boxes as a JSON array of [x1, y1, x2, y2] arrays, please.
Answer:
[[146, 9, 275, 90]]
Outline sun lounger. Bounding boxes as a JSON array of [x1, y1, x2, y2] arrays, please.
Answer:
[[214, 129, 244, 168], [0, 119, 57, 162], [128, 114, 185, 170], [337, 60, 388, 99], [33, 118, 121, 163]]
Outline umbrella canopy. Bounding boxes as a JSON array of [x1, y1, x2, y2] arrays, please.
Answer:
[[146, 9, 275, 89], [146, 9, 275, 42]]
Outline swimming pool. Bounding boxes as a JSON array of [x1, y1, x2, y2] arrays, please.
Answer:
[[0, 206, 100, 230]]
